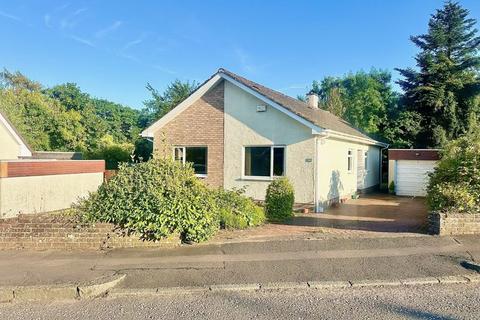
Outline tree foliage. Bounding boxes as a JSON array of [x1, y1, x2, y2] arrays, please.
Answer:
[[427, 124, 480, 213], [142, 80, 198, 125], [0, 69, 147, 159], [396, 1, 480, 147], [311, 69, 396, 136]]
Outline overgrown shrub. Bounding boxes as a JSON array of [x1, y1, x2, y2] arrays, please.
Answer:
[[215, 188, 265, 229], [86, 135, 133, 169], [78, 158, 218, 242], [427, 126, 480, 213], [265, 178, 295, 221]]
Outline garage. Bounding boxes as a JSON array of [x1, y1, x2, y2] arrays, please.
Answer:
[[388, 149, 440, 197]]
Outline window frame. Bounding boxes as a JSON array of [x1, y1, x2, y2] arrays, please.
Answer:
[[173, 146, 208, 178], [242, 145, 286, 180], [347, 149, 354, 173], [364, 150, 368, 171]]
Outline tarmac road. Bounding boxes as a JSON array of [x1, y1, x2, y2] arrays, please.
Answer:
[[1, 283, 479, 320]]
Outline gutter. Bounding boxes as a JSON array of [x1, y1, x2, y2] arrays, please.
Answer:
[[323, 129, 388, 147]]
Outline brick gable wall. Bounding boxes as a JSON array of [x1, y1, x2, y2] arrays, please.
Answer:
[[154, 81, 225, 187]]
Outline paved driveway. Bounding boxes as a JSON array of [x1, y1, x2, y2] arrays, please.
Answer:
[[290, 194, 429, 233], [212, 194, 429, 243]]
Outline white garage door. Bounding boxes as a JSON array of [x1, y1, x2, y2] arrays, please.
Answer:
[[396, 160, 437, 197]]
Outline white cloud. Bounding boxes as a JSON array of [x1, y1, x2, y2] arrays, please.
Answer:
[[0, 10, 21, 22], [69, 35, 95, 48], [60, 7, 87, 30], [122, 35, 145, 51], [119, 52, 140, 63], [94, 20, 122, 38], [152, 65, 177, 75]]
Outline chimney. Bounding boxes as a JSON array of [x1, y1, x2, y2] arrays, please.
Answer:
[[306, 92, 319, 109]]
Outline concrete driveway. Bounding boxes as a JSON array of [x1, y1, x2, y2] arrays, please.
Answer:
[[290, 194, 429, 233]]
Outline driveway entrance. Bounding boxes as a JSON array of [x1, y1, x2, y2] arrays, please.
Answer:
[[290, 194, 429, 233]]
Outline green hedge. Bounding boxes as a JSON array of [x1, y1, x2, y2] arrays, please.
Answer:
[[78, 158, 266, 243], [79, 158, 218, 242], [215, 188, 265, 229], [427, 126, 480, 213], [265, 177, 295, 221]]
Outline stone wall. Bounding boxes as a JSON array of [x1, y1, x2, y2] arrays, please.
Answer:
[[0, 213, 180, 250], [429, 212, 480, 235]]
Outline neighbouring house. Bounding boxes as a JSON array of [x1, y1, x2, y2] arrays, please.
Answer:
[[388, 149, 440, 197], [0, 110, 104, 218], [0, 110, 33, 159], [141, 68, 387, 211]]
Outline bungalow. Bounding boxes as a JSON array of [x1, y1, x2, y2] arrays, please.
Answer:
[[141, 69, 387, 211]]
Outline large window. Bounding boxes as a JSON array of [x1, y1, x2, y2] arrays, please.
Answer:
[[244, 146, 285, 178], [347, 149, 353, 173], [173, 146, 207, 176]]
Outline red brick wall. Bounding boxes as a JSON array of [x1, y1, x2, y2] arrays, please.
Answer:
[[154, 81, 225, 187], [0, 160, 105, 178], [388, 149, 440, 161], [0, 214, 179, 250]]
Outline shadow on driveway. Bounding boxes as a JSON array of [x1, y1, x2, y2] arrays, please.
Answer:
[[285, 194, 429, 233]]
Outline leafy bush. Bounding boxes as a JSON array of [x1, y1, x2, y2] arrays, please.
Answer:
[[265, 178, 295, 221], [427, 127, 480, 213], [79, 158, 218, 242], [86, 135, 133, 169], [215, 188, 265, 229], [388, 181, 395, 195]]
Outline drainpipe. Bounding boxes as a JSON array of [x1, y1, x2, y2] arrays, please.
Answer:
[[380, 146, 389, 188], [314, 132, 329, 213], [314, 136, 318, 212]]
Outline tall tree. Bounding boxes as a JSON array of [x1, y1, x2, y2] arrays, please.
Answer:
[[311, 69, 395, 135], [396, 1, 480, 147], [142, 80, 198, 124]]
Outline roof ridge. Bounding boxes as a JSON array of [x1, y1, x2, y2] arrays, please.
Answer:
[[218, 68, 319, 112]]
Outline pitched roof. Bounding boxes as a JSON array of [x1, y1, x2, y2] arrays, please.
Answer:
[[0, 109, 33, 156], [142, 68, 385, 146], [218, 68, 374, 141]]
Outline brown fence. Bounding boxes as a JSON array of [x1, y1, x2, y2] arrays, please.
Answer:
[[0, 160, 104, 178]]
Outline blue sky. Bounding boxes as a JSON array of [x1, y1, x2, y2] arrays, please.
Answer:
[[1, 0, 480, 109]]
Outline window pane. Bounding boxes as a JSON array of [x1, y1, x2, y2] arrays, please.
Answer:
[[348, 150, 353, 172], [245, 147, 270, 176], [174, 147, 184, 162], [273, 147, 284, 176], [185, 147, 207, 175], [364, 152, 368, 170]]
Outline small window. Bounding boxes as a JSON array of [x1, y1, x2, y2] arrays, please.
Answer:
[[244, 146, 285, 178], [347, 149, 353, 173], [273, 147, 285, 176], [173, 146, 207, 175], [364, 151, 368, 171]]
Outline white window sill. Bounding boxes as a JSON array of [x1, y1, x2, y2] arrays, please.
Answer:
[[240, 176, 286, 182], [195, 174, 208, 179], [241, 176, 273, 182]]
